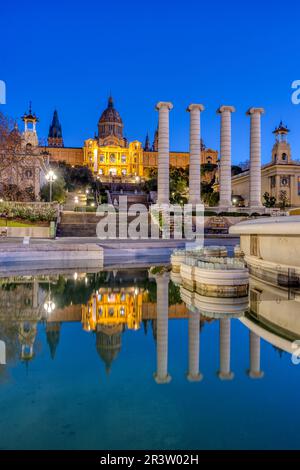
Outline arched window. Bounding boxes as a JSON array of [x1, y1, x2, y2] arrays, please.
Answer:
[[282, 153, 287, 161]]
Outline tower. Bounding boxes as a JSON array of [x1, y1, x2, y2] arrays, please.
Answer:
[[272, 121, 291, 164], [144, 132, 151, 151], [97, 95, 126, 147], [48, 110, 64, 147], [21, 102, 39, 147], [152, 126, 158, 152]]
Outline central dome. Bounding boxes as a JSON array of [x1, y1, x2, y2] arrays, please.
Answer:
[[98, 95, 124, 144]]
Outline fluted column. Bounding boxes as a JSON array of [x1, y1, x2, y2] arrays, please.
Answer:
[[248, 331, 264, 379], [218, 318, 234, 380], [217, 106, 235, 209], [247, 107, 265, 209], [155, 102, 173, 206], [154, 273, 171, 384], [187, 311, 203, 382], [187, 104, 205, 206]]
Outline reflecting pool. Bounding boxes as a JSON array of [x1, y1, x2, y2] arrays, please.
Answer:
[[0, 265, 300, 450]]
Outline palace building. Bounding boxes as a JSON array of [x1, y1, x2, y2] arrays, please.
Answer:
[[47, 95, 218, 179], [232, 122, 300, 207]]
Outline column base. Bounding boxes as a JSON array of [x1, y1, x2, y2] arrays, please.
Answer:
[[247, 370, 264, 380], [249, 206, 265, 214], [217, 371, 234, 381], [186, 372, 203, 383], [218, 205, 233, 213], [153, 373, 172, 384]]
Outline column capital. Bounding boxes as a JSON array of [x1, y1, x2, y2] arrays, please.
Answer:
[[187, 103, 205, 113], [247, 370, 265, 380], [217, 105, 236, 114], [154, 373, 172, 384], [156, 101, 173, 111], [217, 371, 234, 381], [187, 373, 203, 383], [246, 107, 265, 116]]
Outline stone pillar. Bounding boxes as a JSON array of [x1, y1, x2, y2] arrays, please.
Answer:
[[154, 273, 171, 384], [187, 104, 205, 206], [155, 102, 173, 206], [217, 106, 235, 209], [218, 318, 234, 380], [187, 311, 203, 382], [247, 108, 265, 209], [247, 331, 264, 379]]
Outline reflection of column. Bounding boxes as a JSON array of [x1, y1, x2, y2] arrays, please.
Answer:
[[247, 107, 265, 209], [187, 311, 203, 382], [218, 318, 234, 380], [154, 273, 171, 384], [187, 104, 204, 206], [217, 106, 235, 209], [155, 102, 173, 206], [248, 331, 264, 379], [32, 279, 38, 309]]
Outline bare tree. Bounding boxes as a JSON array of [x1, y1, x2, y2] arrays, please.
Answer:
[[0, 112, 48, 201]]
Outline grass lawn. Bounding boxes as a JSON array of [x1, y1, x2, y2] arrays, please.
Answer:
[[0, 219, 41, 227]]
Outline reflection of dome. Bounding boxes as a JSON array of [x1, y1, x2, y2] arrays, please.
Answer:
[[98, 96, 124, 140], [46, 323, 61, 360], [96, 324, 124, 374]]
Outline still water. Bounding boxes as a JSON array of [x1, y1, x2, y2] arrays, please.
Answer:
[[0, 265, 299, 450]]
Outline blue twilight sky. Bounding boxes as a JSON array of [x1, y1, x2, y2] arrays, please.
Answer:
[[1, 0, 300, 164]]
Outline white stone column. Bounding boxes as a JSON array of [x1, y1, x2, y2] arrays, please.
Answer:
[[217, 106, 235, 209], [187, 104, 205, 206], [248, 331, 264, 379], [187, 311, 203, 382], [247, 107, 265, 209], [155, 102, 173, 206], [154, 273, 171, 384], [218, 318, 234, 380]]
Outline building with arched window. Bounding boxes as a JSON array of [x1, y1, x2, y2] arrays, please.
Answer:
[[231, 122, 300, 207], [47, 96, 218, 180]]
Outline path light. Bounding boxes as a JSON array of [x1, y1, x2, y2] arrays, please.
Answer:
[[45, 170, 57, 203]]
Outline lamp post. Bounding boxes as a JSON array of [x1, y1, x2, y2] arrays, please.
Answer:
[[44, 283, 56, 315], [46, 170, 57, 203]]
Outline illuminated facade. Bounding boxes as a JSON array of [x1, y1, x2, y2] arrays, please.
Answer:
[[81, 287, 145, 332], [48, 96, 218, 179]]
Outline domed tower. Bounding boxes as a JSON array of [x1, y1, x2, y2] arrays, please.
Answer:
[[98, 95, 126, 147], [272, 121, 291, 164], [48, 110, 64, 148]]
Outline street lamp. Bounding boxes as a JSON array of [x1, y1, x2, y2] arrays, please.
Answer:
[[46, 170, 57, 203], [44, 283, 56, 315]]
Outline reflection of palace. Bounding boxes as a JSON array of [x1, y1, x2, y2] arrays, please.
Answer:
[[1, 268, 299, 381], [82, 287, 145, 332]]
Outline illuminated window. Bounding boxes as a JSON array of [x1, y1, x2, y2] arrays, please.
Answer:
[[122, 169, 127, 176], [108, 308, 114, 317], [120, 307, 125, 316], [110, 154, 116, 163], [121, 155, 126, 163], [98, 307, 103, 316], [100, 155, 105, 163]]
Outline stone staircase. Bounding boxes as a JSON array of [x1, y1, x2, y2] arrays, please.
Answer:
[[57, 212, 102, 237], [57, 211, 154, 238]]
